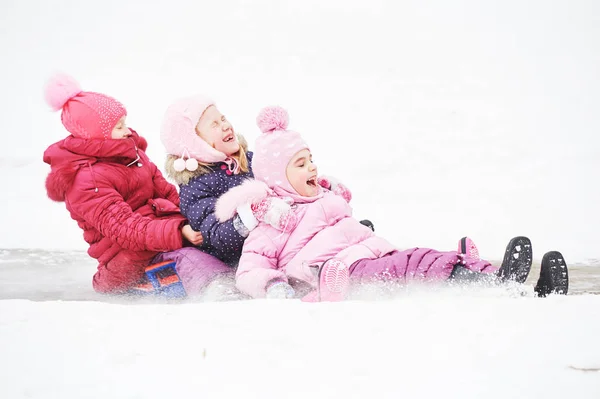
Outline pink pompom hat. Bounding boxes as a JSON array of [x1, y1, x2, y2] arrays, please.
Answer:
[[253, 106, 320, 202], [44, 73, 127, 140]]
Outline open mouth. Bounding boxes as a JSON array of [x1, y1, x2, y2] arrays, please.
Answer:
[[223, 133, 235, 143], [306, 176, 317, 187]]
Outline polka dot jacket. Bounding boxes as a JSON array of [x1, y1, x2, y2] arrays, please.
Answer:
[[177, 152, 254, 265]]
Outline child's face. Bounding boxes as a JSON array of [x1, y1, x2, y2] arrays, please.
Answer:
[[195, 105, 240, 156], [286, 149, 319, 197], [111, 116, 131, 139]]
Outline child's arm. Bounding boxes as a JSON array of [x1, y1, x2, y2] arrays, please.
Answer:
[[150, 163, 180, 206], [67, 171, 186, 252], [235, 231, 287, 298], [180, 177, 298, 263], [179, 179, 247, 262]]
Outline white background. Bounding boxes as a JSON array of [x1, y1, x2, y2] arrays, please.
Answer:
[[1, 0, 599, 263]]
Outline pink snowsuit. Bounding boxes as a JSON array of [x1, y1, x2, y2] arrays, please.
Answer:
[[235, 190, 496, 298]]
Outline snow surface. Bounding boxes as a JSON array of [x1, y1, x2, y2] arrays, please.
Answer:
[[1, 1, 600, 397], [2, 289, 600, 398], [1, 250, 600, 398]]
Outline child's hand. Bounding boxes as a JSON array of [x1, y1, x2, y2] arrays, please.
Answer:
[[317, 175, 352, 203], [251, 197, 298, 233], [181, 224, 203, 245], [266, 281, 296, 299]]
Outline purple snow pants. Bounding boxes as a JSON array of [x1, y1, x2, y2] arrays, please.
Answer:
[[349, 248, 498, 284], [152, 247, 233, 295]]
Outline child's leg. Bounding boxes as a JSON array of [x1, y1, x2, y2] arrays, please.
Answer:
[[452, 236, 533, 285], [460, 256, 498, 274], [447, 263, 513, 285], [93, 250, 154, 294], [349, 250, 410, 284], [152, 248, 233, 296], [449, 265, 499, 284], [534, 251, 569, 297], [443, 253, 499, 284], [349, 251, 400, 283], [349, 248, 463, 284], [349, 237, 532, 287], [457, 236, 498, 274]]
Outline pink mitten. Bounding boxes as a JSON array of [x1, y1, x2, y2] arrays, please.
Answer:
[[316, 176, 332, 190], [317, 175, 352, 203], [251, 197, 298, 232]]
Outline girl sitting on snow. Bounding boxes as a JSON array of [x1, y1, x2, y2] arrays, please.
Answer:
[[160, 96, 370, 267], [215, 106, 569, 301], [42, 75, 232, 295]]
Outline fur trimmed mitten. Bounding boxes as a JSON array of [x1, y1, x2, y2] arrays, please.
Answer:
[[216, 179, 298, 233], [251, 197, 297, 232]]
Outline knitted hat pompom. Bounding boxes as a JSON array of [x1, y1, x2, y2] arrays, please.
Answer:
[[256, 106, 289, 134], [44, 73, 82, 111]]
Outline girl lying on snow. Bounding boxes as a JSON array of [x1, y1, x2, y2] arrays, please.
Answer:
[[215, 106, 570, 301]]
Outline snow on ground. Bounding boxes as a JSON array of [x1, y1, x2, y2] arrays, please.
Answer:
[[1, 287, 600, 399], [1, 249, 600, 398]]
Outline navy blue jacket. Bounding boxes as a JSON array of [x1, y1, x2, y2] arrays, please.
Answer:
[[179, 152, 253, 265]]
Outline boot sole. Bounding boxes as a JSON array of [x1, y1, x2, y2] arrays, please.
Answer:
[[498, 236, 532, 284], [459, 236, 480, 260], [318, 258, 350, 302], [535, 251, 569, 297]]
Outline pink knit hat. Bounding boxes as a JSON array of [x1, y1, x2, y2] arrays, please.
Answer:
[[160, 95, 228, 163], [253, 106, 321, 202], [44, 74, 127, 140]]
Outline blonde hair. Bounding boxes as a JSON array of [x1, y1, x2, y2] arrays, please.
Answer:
[[233, 145, 250, 173]]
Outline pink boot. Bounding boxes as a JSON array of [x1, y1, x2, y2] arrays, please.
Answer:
[[302, 258, 350, 302], [458, 236, 480, 260]]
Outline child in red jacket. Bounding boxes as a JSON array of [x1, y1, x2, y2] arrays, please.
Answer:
[[42, 74, 231, 295]]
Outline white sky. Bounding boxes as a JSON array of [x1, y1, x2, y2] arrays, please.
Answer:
[[0, 0, 599, 262]]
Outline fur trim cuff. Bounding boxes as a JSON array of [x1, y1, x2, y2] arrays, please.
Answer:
[[215, 179, 272, 222]]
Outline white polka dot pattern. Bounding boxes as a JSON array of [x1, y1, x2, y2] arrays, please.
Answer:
[[178, 152, 254, 264]]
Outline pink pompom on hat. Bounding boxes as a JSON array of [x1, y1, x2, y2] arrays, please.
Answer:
[[160, 95, 228, 164], [44, 73, 127, 140], [253, 106, 319, 202]]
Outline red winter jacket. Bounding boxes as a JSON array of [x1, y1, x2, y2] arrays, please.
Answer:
[[43, 130, 187, 293]]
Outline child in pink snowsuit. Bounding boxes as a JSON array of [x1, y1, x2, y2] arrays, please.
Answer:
[[215, 107, 518, 301]]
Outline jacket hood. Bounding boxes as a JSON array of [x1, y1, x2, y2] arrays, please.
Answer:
[[43, 130, 148, 202], [165, 133, 248, 185]]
